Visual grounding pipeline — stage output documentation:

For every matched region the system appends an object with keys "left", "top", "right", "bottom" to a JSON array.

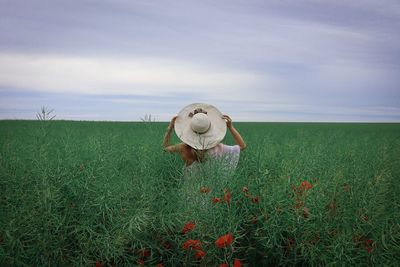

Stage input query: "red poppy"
[
  {"left": 137, "top": 259, "right": 145, "bottom": 266},
  {"left": 215, "top": 233, "right": 234, "bottom": 248},
  {"left": 343, "top": 184, "right": 350, "bottom": 192},
  {"left": 194, "top": 250, "right": 206, "bottom": 259},
  {"left": 138, "top": 248, "right": 150, "bottom": 258},
  {"left": 284, "top": 237, "right": 296, "bottom": 251},
  {"left": 303, "top": 207, "right": 310, "bottom": 218},
  {"left": 224, "top": 189, "right": 231, "bottom": 206},
  {"left": 360, "top": 214, "right": 369, "bottom": 222},
  {"left": 181, "top": 222, "right": 196, "bottom": 234},
  {"left": 200, "top": 186, "right": 211, "bottom": 193},
  {"left": 365, "top": 239, "right": 374, "bottom": 253},
  {"left": 251, "top": 196, "right": 260, "bottom": 204},
  {"left": 95, "top": 261, "right": 103, "bottom": 267},
  {"left": 251, "top": 216, "right": 258, "bottom": 224},
  {"left": 353, "top": 234, "right": 364, "bottom": 245},
  {"left": 292, "top": 185, "right": 306, "bottom": 197},
  {"left": 309, "top": 233, "right": 321, "bottom": 245},
  {"left": 365, "top": 239, "right": 373, "bottom": 246},
  {"left": 163, "top": 241, "right": 172, "bottom": 250},
  {"left": 213, "top": 197, "right": 221, "bottom": 204},
  {"left": 219, "top": 264, "right": 229, "bottom": 267},
  {"left": 233, "top": 258, "right": 242, "bottom": 267},
  {"left": 326, "top": 201, "right": 337, "bottom": 215},
  {"left": 182, "top": 239, "right": 201, "bottom": 250},
  {"left": 294, "top": 200, "right": 304, "bottom": 209},
  {"left": 300, "top": 180, "right": 313, "bottom": 190}
]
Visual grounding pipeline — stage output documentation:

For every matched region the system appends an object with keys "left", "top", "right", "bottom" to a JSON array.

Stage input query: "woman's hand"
[{"left": 222, "top": 115, "right": 233, "bottom": 129}]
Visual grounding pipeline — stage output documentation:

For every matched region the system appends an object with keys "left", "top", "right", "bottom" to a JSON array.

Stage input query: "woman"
[{"left": 163, "top": 103, "right": 246, "bottom": 172}]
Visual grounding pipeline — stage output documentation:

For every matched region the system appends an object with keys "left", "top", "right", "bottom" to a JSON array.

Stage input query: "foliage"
[
  {"left": 140, "top": 114, "right": 156, "bottom": 123},
  {"left": 36, "top": 106, "right": 56, "bottom": 121},
  {"left": 0, "top": 121, "right": 399, "bottom": 266}
]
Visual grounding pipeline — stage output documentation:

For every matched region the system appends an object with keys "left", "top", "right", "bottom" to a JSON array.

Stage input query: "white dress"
[
  {"left": 182, "top": 143, "right": 241, "bottom": 178},
  {"left": 177, "top": 143, "right": 241, "bottom": 223}
]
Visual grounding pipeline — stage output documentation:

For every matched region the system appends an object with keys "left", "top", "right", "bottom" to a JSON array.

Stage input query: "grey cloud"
[{"left": 0, "top": 0, "right": 399, "bottom": 121}]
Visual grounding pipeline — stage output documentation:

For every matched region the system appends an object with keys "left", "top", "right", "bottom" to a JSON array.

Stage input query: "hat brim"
[{"left": 175, "top": 103, "right": 227, "bottom": 150}]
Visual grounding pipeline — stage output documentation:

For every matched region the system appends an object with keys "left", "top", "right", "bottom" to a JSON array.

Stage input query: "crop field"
[{"left": 1, "top": 120, "right": 400, "bottom": 266}]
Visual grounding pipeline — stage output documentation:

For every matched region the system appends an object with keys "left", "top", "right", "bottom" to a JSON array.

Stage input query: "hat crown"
[
  {"left": 175, "top": 103, "right": 227, "bottom": 150},
  {"left": 190, "top": 113, "right": 211, "bottom": 134}
]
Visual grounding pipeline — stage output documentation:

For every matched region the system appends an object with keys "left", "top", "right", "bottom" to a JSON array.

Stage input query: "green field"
[{"left": 1, "top": 120, "right": 400, "bottom": 266}]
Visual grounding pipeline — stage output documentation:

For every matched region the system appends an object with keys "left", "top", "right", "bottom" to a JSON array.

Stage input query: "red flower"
[
  {"left": 224, "top": 189, "right": 231, "bottom": 206},
  {"left": 137, "top": 259, "right": 144, "bottom": 266},
  {"left": 251, "top": 216, "right": 258, "bottom": 224},
  {"left": 182, "top": 239, "right": 201, "bottom": 250},
  {"left": 219, "top": 264, "right": 229, "bottom": 267},
  {"left": 163, "top": 241, "right": 172, "bottom": 250},
  {"left": 303, "top": 207, "right": 310, "bottom": 218},
  {"left": 181, "top": 222, "right": 196, "bottom": 234},
  {"left": 215, "top": 233, "right": 234, "bottom": 248},
  {"left": 294, "top": 200, "right": 304, "bottom": 209},
  {"left": 234, "top": 258, "right": 242, "bottom": 267},
  {"left": 300, "top": 180, "right": 313, "bottom": 190},
  {"left": 200, "top": 186, "right": 211, "bottom": 193},
  {"left": 138, "top": 248, "right": 150, "bottom": 258},
  {"left": 292, "top": 185, "right": 305, "bottom": 197},
  {"left": 365, "top": 239, "right": 374, "bottom": 253},
  {"left": 343, "top": 184, "right": 350, "bottom": 192},
  {"left": 95, "top": 261, "right": 103, "bottom": 267},
  {"left": 194, "top": 250, "right": 206, "bottom": 259},
  {"left": 365, "top": 239, "right": 373, "bottom": 246},
  {"left": 251, "top": 196, "right": 260, "bottom": 204},
  {"left": 213, "top": 197, "right": 221, "bottom": 204},
  {"left": 360, "top": 214, "right": 369, "bottom": 222},
  {"left": 155, "top": 264, "right": 164, "bottom": 267},
  {"left": 284, "top": 237, "right": 296, "bottom": 251},
  {"left": 326, "top": 201, "right": 337, "bottom": 215}
]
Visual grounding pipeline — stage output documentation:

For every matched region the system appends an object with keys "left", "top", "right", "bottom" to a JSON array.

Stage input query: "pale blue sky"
[{"left": 0, "top": 0, "right": 399, "bottom": 121}]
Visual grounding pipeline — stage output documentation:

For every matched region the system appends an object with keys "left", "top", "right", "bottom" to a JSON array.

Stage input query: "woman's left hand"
[{"left": 222, "top": 115, "right": 233, "bottom": 128}]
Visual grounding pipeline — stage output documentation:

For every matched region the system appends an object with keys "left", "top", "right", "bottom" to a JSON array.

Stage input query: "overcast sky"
[{"left": 0, "top": 0, "right": 399, "bottom": 122}]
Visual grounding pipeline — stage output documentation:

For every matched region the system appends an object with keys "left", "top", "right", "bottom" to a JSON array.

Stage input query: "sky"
[{"left": 0, "top": 0, "right": 399, "bottom": 122}]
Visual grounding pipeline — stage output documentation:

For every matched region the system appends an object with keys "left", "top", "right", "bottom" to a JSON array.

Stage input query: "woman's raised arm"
[
  {"left": 222, "top": 115, "right": 246, "bottom": 150},
  {"left": 163, "top": 116, "right": 182, "bottom": 153}
]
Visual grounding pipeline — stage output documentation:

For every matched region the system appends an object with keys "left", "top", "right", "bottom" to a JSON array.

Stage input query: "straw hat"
[{"left": 175, "top": 103, "right": 227, "bottom": 150}]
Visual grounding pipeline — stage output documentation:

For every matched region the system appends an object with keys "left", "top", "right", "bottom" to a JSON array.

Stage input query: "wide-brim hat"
[{"left": 175, "top": 103, "right": 227, "bottom": 150}]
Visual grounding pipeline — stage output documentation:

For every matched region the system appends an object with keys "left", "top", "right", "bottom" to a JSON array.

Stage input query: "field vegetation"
[{"left": 1, "top": 120, "right": 400, "bottom": 266}]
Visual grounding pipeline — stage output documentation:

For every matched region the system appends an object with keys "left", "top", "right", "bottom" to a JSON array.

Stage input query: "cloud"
[
  {"left": 0, "top": 1, "right": 399, "bottom": 121},
  {"left": 0, "top": 52, "right": 280, "bottom": 101},
  {"left": 2, "top": 88, "right": 398, "bottom": 122}
]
